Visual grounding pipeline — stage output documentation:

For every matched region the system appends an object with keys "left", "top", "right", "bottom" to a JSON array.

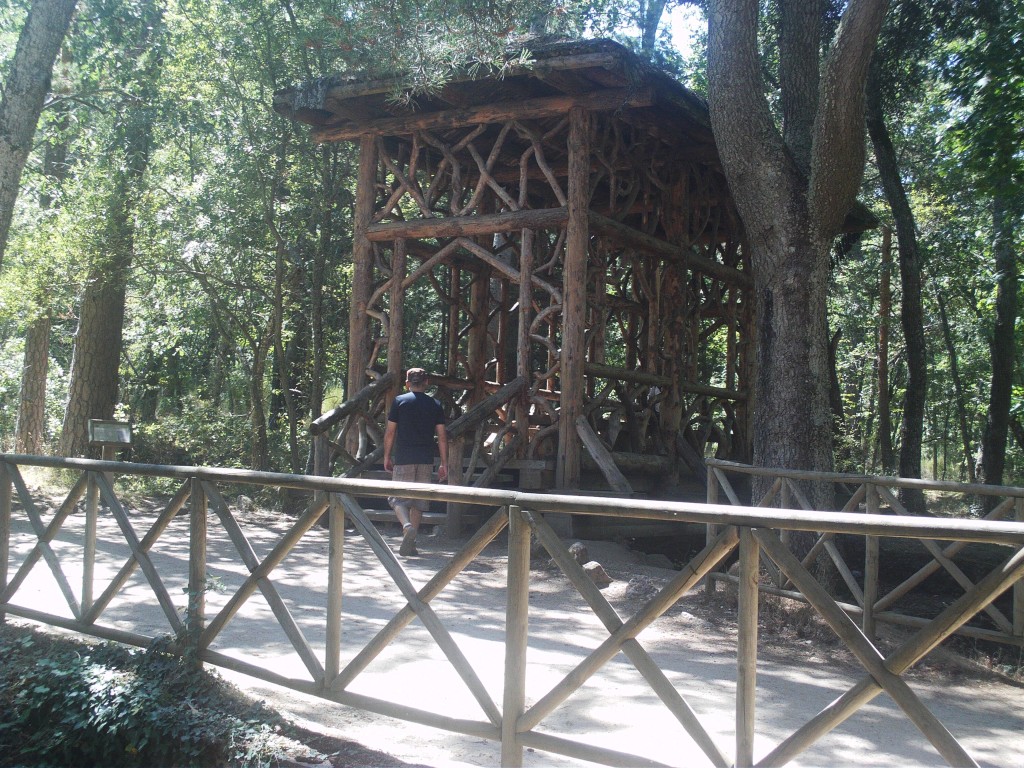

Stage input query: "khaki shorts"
[{"left": 388, "top": 463, "right": 433, "bottom": 511}]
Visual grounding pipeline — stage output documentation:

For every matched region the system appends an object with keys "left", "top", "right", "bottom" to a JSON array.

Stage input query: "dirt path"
[{"left": 6, "top": 495, "right": 1023, "bottom": 767}]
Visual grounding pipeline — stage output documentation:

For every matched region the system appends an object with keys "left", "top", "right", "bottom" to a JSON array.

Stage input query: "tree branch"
[{"left": 809, "top": 0, "right": 888, "bottom": 240}]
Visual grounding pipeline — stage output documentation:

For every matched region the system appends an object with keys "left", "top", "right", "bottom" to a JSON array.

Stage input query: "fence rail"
[
  {"left": 3, "top": 453, "right": 1024, "bottom": 767},
  {"left": 706, "top": 459, "right": 1024, "bottom": 646}
]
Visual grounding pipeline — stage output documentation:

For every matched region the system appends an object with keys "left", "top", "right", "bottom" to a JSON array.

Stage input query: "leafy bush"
[
  {"left": 0, "top": 625, "right": 303, "bottom": 768},
  {"left": 130, "top": 397, "right": 253, "bottom": 469}
]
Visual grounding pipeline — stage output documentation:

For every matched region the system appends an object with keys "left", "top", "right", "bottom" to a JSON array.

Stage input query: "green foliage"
[
  {"left": 0, "top": 625, "right": 294, "bottom": 768},
  {"left": 131, "top": 396, "right": 254, "bottom": 468}
]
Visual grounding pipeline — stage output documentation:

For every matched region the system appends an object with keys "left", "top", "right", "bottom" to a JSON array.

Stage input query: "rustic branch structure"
[{"left": 275, "top": 40, "right": 756, "bottom": 503}]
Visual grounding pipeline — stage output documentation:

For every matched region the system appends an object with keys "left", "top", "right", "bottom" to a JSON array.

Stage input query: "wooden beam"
[
  {"left": 583, "top": 361, "right": 746, "bottom": 400},
  {"left": 576, "top": 417, "right": 633, "bottom": 494},
  {"left": 346, "top": 135, "right": 378, "bottom": 454},
  {"left": 557, "top": 107, "right": 590, "bottom": 490},
  {"left": 588, "top": 211, "right": 752, "bottom": 288},
  {"left": 386, "top": 239, "right": 407, "bottom": 414},
  {"left": 313, "top": 88, "right": 654, "bottom": 142},
  {"left": 310, "top": 373, "right": 395, "bottom": 436},
  {"left": 366, "top": 207, "right": 568, "bottom": 242},
  {"left": 447, "top": 376, "right": 528, "bottom": 440}
]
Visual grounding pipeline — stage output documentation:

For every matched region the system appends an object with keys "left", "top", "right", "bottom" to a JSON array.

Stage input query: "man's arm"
[
  {"left": 435, "top": 423, "right": 449, "bottom": 482},
  {"left": 383, "top": 420, "right": 397, "bottom": 472}
]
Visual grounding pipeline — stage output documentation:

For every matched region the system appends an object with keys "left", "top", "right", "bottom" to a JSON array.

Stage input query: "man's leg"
[
  {"left": 389, "top": 464, "right": 419, "bottom": 556},
  {"left": 400, "top": 464, "right": 434, "bottom": 555}
]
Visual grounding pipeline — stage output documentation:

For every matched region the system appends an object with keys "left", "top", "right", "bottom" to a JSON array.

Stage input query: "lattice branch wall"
[{"left": 345, "top": 107, "right": 752, "bottom": 492}]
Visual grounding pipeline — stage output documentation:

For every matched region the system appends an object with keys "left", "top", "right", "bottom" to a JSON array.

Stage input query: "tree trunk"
[
  {"left": 979, "top": 193, "right": 1020, "bottom": 490},
  {"left": 0, "top": 0, "right": 78, "bottom": 269},
  {"left": 934, "top": 286, "right": 975, "bottom": 482},
  {"left": 866, "top": 65, "right": 926, "bottom": 512},
  {"left": 15, "top": 86, "right": 69, "bottom": 454},
  {"left": 59, "top": 263, "right": 129, "bottom": 456},
  {"left": 58, "top": 1, "right": 163, "bottom": 457},
  {"left": 707, "top": 0, "right": 887, "bottom": 515},
  {"left": 876, "top": 226, "right": 894, "bottom": 472},
  {"left": 15, "top": 316, "right": 51, "bottom": 453},
  {"left": 249, "top": 336, "right": 271, "bottom": 472},
  {"left": 640, "top": 0, "right": 670, "bottom": 53}
]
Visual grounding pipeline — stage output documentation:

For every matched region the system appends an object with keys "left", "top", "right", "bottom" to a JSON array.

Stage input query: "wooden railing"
[
  {"left": 3, "top": 453, "right": 1024, "bottom": 767},
  {"left": 706, "top": 458, "right": 1024, "bottom": 647}
]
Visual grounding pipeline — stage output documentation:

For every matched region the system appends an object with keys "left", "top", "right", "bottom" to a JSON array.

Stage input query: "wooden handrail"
[
  {"left": 310, "top": 373, "right": 395, "bottom": 436},
  {"left": 4, "top": 454, "right": 1024, "bottom": 546},
  {"left": 706, "top": 458, "right": 1024, "bottom": 499}
]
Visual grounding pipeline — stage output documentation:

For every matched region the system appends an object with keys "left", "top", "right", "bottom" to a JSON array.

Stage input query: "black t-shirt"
[{"left": 388, "top": 391, "right": 445, "bottom": 465}]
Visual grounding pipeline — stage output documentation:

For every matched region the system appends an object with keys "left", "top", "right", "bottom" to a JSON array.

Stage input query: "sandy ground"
[{"left": 4, "top": 492, "right": 1024, "bottom": 768}]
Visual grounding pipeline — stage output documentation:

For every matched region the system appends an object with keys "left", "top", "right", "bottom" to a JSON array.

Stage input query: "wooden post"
[
  {"left": 705, "top": 467, "right": 720, "bottom": 594},
  {"left": 556, "top": 106, "right": 590, "bottom": 490},
  {"left": 346, "top": 134, "right": 378, "bottom": 457},
  {"left": 187, "top": 477, "right": 207, "bottom": 668},
  {"left": 516, "top": 228, "right": 534, "bottom": 456},
  {"left": 496, "top": 278, "right": 510, "bottom": 385},
  {"left": 446, "top": 436, "right": 466, "bottom": 539},
  {"left": 468, "top": 264, "right": 490, "bottom": 406},
  {"left": 82, "top": 445, "right": 115, "bottom": 615},
  {"left": 0, "top": 462, "right": 10, "bottom": 624},
  {"left": 502, "top": 505, "right": 530, "bottom": 767},
  {"left": 864, "top": 484, "right": 881, "bottom": 639},
  {"left": 447, "top": 266, "right": 461, "bottom": 378},
  {"left": 1016, "top": 498, "right": 1024, "bottom": 640},
  {"left": 83, "top": 471, "right": 98, "bottom": 615},
  {"left": 737, "top": 527, "right": 759, "bottom": 767},
  {"left": 777, "top": 480, "right": 791, "bottom": 588},
  {"left": 325, "top": 494, "right": 345, "bottom": 684},
  {"left": 386, "top": 238, "right": 407, "bottom": 414}
]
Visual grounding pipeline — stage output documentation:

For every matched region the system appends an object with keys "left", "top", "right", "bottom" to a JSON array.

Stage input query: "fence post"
[
  {"left": 0, "top": 461, "right": 10, "bottom": 625},
  {"left": 502, "top": 505, "right": 529, "bottom": 768},
  {"left": 705, "top": 467, "right": 720, "bottom": 594},
  {"left": 83, "top": 471, "right": 99, "bottom": 616},
  {"left": 325, "top": 493, "right": 345, "bottom": 685},
  {"left": 187, "top": 477, "right": 207, "bottom": 668},
  {"left": 863, "top": 484, "right": 880, "bottom": 639},
  {"left": 1016, "top": 499, "right": 1024, "bottom": 641},
  {"left": 737, "top": 526, "right": 759, "bottom": 768},
  {"left": 777, "top": 479, "right": 791, "bottom": 588}
]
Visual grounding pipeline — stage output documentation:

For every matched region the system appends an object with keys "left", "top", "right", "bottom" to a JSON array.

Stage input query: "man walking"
[{"left": 383, "top": 368, "right": 449, "bottom": 556}]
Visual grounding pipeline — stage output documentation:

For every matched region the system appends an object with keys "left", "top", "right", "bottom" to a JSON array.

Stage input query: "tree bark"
[
  {"left": 707, "top": 0, "right": 887, "bottom": 512},
  {"left": 15, "top": 316, "right": 51, "bottom": 453},
  {"left": 58, "top": 1, "right": 163, "bottom": 457},
  {"left": 979, "top": 193, "right": 1020, "bottom": 490},
  {"left": 866, "top": 66, "right": 926, "bottom": 511},
  {"left": 15, "top": 86, "right": 69, "bottom": 454},
  {"left": 59, "top": 254, "right": 131, "bottom": 456},
  {"left": 934, "top": 286, "right": 975, "bottom": 482},
  {"left": 877, "top": 227, "right": 894, "bottom": 472},
  {"left": 0, "top": 0, "right": 78, "bottom": 269},
  {"left": 640, "top": 0, "right": 670, "bottom": 53}
]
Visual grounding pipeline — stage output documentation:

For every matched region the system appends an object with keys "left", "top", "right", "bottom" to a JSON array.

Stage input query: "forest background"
[{"left": 0, "top": 0, "right": 1022, "bottom": 498}]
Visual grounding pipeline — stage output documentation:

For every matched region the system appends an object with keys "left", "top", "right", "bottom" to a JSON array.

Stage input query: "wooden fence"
[
  {"left": 3, "top": 453, "right": 1024, "bottom": 767},
  {"left": 706, "top": 459, "right": 1024, "bottom": 647}
]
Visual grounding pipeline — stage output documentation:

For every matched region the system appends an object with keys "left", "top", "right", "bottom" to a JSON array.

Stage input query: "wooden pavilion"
[{"left": 274, "top": 39, "right": 753, "bottom": 527}]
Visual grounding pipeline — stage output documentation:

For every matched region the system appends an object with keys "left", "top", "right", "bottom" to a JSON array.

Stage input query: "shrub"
[{"left": 0, "top": 626, "right": 295, "bottom": 768}]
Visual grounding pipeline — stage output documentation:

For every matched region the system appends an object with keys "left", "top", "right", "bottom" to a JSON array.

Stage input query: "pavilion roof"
[{"left": 273, "top": 38, "right": 715, "bottom": 151}]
